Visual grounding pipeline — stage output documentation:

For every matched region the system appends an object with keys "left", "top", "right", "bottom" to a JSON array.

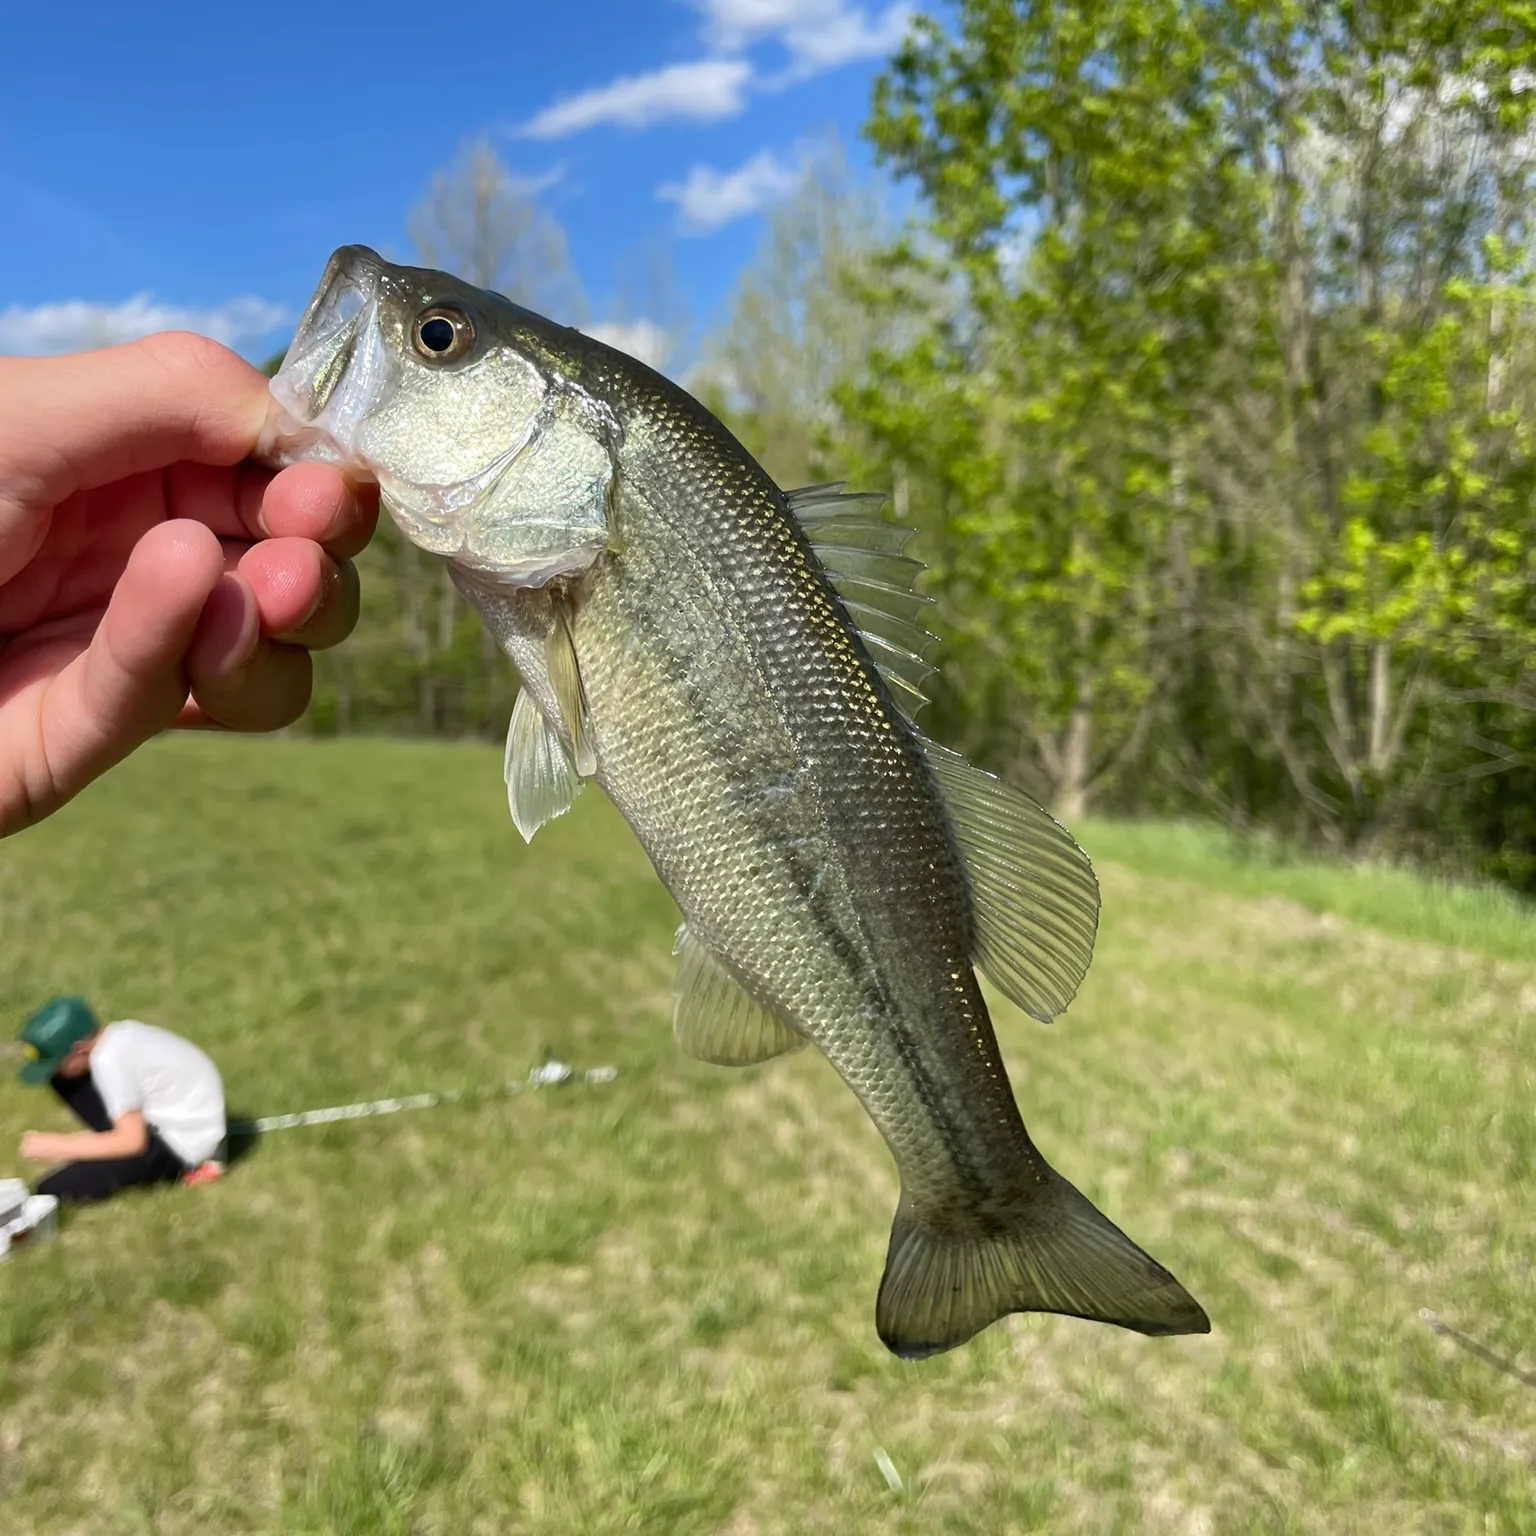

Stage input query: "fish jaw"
[
  {"left": 261, "top": 245, "right": 392, "bottom": 478},
  {"left": 258, "top": 243, "right": 615, "bottom": 587}
]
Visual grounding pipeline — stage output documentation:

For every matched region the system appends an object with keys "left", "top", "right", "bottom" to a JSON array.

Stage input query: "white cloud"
[
  {"left": 698, "top": 0, "right": 912, "bottom": 72},
  {"left": 581, "top": 319, "right": 674, "bottom": 371},
  {"left": 506, "top": 161, "right": 569, "bottom": 197},
  {"left": 781, "top": 3, "right": 912, "bottom": 70},
  {"left": 516, "top": 3, "right": 911, "bottom": 143},
  {"left": 0, "top": 294, "right": 288, "bottom": 357},
  {"left": 699, "top": 0, "right": 830, "bottom": 45},
  {"left": 516, "top": 60, "right": 752, "bottom": 139},
  {"left": 659, "top": 149, "right": 803, "bottom": 233}
]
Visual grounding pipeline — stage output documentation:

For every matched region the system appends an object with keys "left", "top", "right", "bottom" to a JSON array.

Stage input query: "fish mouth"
[{"left": 258, "top": 245, "right": 392, "bottom": 475}]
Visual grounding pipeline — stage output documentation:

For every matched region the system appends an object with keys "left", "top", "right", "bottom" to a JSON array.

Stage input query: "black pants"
[{"left": 35, "top": 1072, "right": 187, "bottom": 1205}]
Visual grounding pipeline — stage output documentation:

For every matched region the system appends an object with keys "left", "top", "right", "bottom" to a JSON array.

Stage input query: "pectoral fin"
[
  {"left": 672, "top": 925, "right": 806, "bottom": 1066},
  {"left": 920, "top": 737, "right": 1100, "bottom": 1023},
  {"left": 504, "top": 687, "right": 582, "bottom": 844},
  {"left": 545, "top": 600, "right": 596, "bottom": 777}
]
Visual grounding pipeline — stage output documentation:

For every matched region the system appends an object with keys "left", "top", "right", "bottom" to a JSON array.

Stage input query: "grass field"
[{"left": 1, "top": 734, "right": 1534, "bottom": 1534}]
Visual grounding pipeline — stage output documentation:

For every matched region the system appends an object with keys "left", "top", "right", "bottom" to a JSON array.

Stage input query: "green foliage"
[
  {"left": 815, "top": 0, "right": 1536, "bottom": 872},
  {"left": 1297, "top": 281, "right": 1536, "bottom": 667},
  {"left": 307, "top": 517, "right": 518, "bottom": 741},
  {"left": 841, "top": 0, "right": 1271, "bottom": 812}
]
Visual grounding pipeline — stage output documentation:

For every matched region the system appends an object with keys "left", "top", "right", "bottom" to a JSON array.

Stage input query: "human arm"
[
  {"left": 0, "top": 332, "right": 378, "bottom": 837},
  {"left": 20, "top": 1111, "right": 149, "bottom": 1163}
]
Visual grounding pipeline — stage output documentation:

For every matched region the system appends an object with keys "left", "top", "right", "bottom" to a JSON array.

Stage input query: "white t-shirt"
[{"left": 90, "top": 1021, "right": 226, "bottom": 1166}]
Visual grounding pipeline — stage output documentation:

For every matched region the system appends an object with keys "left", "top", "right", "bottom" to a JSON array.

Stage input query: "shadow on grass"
[{"left": 223, "top": 1109, "right": 263, "bottom": 1169}]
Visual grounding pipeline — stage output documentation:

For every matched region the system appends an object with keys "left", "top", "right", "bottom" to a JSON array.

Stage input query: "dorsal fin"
[
  {"left": 785, "top": 484, "right": 939, "bottom": 721},
  {"left": 786, "top": 483, "right": 915, "bottom": 553},
  {"left": 919, "top": 737, "right": 1100, "bottom": 1023}
]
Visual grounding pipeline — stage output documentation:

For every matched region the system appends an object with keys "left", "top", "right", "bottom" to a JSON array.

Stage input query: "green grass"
[
  {"left": 1, "top": 735, "right": 1534, "bottom": 1534},
  {"left": 1077, "top": 817, "right": 1536, "bottom": 965}
]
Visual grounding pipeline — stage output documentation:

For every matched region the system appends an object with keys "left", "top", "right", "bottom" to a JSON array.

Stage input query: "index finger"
[
  {"left": 0, "top": 332, "right": 271, "bottom": 514},
  {"left": 162, "top": 459, "right": 379, "bottom": 558}
]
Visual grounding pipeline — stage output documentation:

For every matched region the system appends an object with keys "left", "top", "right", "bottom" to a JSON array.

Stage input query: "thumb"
[{"left": 14, "top": 521, "right": 223, "bottom": 830}]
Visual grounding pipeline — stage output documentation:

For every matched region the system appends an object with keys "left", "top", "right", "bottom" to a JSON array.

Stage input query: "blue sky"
[{"left": 0, "top": 1, "right": 912, "bottom": 369}]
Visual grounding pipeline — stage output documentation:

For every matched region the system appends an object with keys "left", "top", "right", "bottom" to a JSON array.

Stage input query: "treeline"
[{"left": 290, "top": 2, "right": 1536, "bottom": 896}]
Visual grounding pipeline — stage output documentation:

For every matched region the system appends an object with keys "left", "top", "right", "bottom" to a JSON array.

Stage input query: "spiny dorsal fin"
[
  {"left": 546, "top": 599, "right": 596, "bottom": 777},
  {"left": 919, "top": 737, "right": 1100, "bottom": 1023},
  {"left": 785, "top": 484, "right": 939, "bottom": 721},
  {"left": 672, "top": 924, "right": 807, "bottom": 1066},
  {"left": 504, "top": 687, "right": 582, "bottom": 844},
  {"left": 786, "top": 483, "right": 915, "bottom": 553}
]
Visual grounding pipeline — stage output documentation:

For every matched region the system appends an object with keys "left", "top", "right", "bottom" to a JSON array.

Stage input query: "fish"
[{"left": 259, "top": 245, "right": 1210, "bottom": 1357}]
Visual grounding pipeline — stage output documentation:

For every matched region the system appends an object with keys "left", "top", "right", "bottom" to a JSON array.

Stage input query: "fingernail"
[
  {"left": 295, "top": 562, "right": 339, "bottom": 634},
  {"left": 204, "top": 575, "right": 261, "bottom": 676},
  {"left": 284, "top": 562, "right": 340, "bottom": 638},
  {"left": 228, "top": 622, "right": 263, "bottom": 678}
]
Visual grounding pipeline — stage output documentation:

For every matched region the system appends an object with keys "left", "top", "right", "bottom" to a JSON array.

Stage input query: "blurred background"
[{"left": 5, "top": 0, "right": 1533, "bottom": 894}]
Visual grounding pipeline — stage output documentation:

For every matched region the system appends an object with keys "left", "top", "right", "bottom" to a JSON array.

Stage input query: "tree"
[
  {"left": 408, "top": 135, "right": 586, "bottom": 320},
  {"left": 847, "top": 0, "right": 1262, "bottom": 816},
  {"left": 846, "top": 0, "right": 1536, "bottom": 845},
  {"left": 696, "top": 136, "right": 896, "bottom": 490},
  {"left": 1204, "top": 2, "right": 1536, "bottom": 847}
]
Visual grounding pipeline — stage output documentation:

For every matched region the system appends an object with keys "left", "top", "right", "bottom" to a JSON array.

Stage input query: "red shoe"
[{"left": 182, "top": 1161, "right": 225, "bottom": 1188}]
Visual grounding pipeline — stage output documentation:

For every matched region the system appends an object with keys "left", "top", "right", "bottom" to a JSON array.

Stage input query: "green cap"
[{"left": 17, "top": 996, "right": 98, "bottom": 1085}]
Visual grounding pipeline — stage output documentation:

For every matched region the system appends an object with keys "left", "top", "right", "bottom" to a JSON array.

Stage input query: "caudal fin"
[{"left": 875, "top": 1171, "right": 1209, "bottom": 1359}]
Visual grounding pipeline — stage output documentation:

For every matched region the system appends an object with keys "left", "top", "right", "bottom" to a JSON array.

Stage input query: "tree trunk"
[
  {"left": 481, "top": 623, "right": 501, "bottom": 738},
  {"left": 1053, "top": 697, "right": 1094, "bottom": 822},
  {"left": 336, "top": 651, "right": 352, "bottom": 736},
  {"left": 401, "top": 545, "right": 435, "bottom": 735},
  {"left": 1367, "top": 641, "right": 1391, "bottom": 776},
  {"left": 435, "top": 566, "right": 459, "bottom": 736}
]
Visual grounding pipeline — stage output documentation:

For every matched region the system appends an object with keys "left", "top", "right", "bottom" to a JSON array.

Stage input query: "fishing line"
[
  {"left": 1420, "top": 1308, "right": 1536, "bottom": 1390},
  {"left": 228, "top": 1060, "right": 619, "bottom": 1137}
]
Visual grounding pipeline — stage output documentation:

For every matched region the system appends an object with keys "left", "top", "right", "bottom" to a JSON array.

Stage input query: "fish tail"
[{"left": 875, "top": 1171, "right": 1209, "bottom": 1359}]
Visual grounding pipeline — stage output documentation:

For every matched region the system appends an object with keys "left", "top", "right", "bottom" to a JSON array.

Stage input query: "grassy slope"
[
  {"left": 1075, "top": 818, "right": 1536, "bottom": 966},
  {"left": 0, "top": 736, "right": 1532, "bottom": 1535}
]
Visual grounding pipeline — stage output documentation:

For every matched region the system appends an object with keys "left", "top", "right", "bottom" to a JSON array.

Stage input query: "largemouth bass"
[{"left": 261, "top": 246, "right": 1209, "bottom": 1357}]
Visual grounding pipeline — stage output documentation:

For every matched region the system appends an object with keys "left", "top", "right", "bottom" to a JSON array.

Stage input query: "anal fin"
[
  {"left": 876, "top": 1170, "right": 1209, "bottom": 1359},
  {"left": 672, "top": 925, "right": 806, "bottom": 1066},
  {"left": 504, "top": 687, "right": 582, "bottom": 843}
]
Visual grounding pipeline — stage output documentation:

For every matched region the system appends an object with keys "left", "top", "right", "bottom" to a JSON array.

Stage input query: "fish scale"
[{"left": 260, "top": 244, "right": 1210, "bottom": 1358}]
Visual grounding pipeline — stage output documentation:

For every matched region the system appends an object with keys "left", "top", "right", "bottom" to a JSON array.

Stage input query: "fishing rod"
[{"left": 229, "top": 1059, "right": 619, "bottom": 1136}]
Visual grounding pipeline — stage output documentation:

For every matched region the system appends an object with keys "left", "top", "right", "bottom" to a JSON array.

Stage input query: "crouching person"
[{"left": 15, "top": 997, "right": 227, "bottom": 1204}]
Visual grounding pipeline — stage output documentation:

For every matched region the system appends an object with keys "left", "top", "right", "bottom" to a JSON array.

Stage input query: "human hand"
[
  {"left": 19, "top": 1131, "right": 62, "bottom": 1163},
  {"left": 0, "top": 333, "right": 378, "bottom": 837}
]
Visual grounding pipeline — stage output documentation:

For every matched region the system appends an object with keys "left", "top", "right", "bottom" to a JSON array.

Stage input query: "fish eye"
[{"left": 412, "top": 306, "right": 474, "bottom": 361}]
